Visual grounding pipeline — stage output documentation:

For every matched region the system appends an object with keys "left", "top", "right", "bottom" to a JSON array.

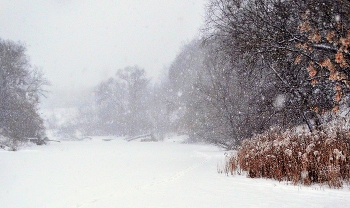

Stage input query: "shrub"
[
  {"left": 225, "top": 126, "right": 350, "bottom": 188},
  {"left": 220, "top": 152, "right": 239, "bottom": 176},
  {"left": 0, "top": 135, "right": 21, "bottom": 151}
]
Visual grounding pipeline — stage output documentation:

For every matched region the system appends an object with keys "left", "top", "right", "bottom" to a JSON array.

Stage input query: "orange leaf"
[
  {"left": 335, "top": 84, "right": 342, "bottom": 91},
  {"left": 296, "top": 43, "right": 308, "bottom": 51},
  {"left": 320, "top": 58, "right": 331, "bottom": 67},
  {"left": 335, "top": 91, "right": 342, "bottom": 102},
  {"left": 295, "top": 55, "right": 302, "bottom": 64},
  {"left": 340, "top": 37, "right": 350, "bottom": 47},
  {"left": 311, "top": 106, "right": 319, "bottom": 113},
  {"left": 309, "top": 69, "right": 317, "bottom": 78},
  {"left": 309, "top": 31, "right": 321, "bottom": 43},
  {"left": 307, "top": 62, "right": 314, "bottom": 71},
  {"left": 329, "top": 72, "right": 337, "bottom": 80},
  {"left": 307, "top": 62, "right": 317, "bottom": 78},
  {"left": 338, "top": 72, "right": 347, "bottom": 81},
  {"left": 311, "top": 79, "right": 318, "bottom": 85},
  {"left": 340, "top": 62, "right": 349, "bottom": 68},
  {"left": 335, "top": 50, "right": 343, "bottom": 63},
  {"left": 333, "top": 105, "right": 340, "bottom": 114},
  {"left": 326, "top": 31, "right": 335, "bottom": 43},
  {"left": 299, "top": 21, "right": 311, "bottom": 33},
  {"left": 335, "top": 50, "right": 348, "bottom": 67},
  {"left": 320, "top": 58, "right": 335, "bottom": 72}
]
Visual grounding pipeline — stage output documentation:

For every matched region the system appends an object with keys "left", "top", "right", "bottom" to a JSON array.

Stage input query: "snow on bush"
[
  {"left": 0, "top": 135, "right": 21, "bottom": 151},
  {"left": 224, "top": 126, "right": 350, "bottom": 188},
  {"left": 218, "top": 152, "right": 239, "bottom": 176}
]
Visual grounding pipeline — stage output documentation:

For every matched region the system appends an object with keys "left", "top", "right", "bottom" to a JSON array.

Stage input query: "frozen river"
[{"left": 1, "top": 136, "right": 349, "bottom": 207}]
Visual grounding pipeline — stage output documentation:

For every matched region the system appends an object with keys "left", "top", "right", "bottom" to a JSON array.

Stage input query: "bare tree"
[
  {"left": 116, "top": 66, "right": 151, "bottom": 136},
  {"left": 167, "top": 39, "right": 267, "bottom": 147},
  {"left": 75, "top": 66, "right": 152, "bottom": 137},
  {"left": 204, "top": 0, "right": 350, "bottom": 131},
  {"left": 0, "top": 39, "right": 48, "bottom": 143}
]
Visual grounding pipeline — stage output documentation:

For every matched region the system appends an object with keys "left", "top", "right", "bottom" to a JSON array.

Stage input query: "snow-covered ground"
[{"left": 1, "top": 136, "right": 349, "bottom": 208}]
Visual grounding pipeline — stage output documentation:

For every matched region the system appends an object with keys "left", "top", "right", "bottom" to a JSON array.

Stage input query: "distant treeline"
[{"left": 56, "top": 0, "right": 350, "bottom": 148}]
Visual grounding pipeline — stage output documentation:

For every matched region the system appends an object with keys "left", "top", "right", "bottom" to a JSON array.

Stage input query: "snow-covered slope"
[{"left": 1, "top": 137, "right": 349, "bottom": 208}]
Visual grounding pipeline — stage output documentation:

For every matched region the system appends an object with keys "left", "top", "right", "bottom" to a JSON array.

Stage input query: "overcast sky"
[{"left": 0, "top": 0, "right": 206, "bottom": 94}]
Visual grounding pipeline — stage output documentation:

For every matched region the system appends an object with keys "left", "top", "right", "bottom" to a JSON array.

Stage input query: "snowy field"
[{"left": 1, "top": 136, "right": 350, "bottom": 208}]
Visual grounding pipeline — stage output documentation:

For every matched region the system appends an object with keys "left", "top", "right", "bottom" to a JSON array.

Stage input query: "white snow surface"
[{"left": 1, "top": 136, "right": 349, "bottom": 208}]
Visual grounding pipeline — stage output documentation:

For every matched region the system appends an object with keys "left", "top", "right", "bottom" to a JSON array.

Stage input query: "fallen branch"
[{"left": 126, "top": 133, "right": 152, "bottom": 142}]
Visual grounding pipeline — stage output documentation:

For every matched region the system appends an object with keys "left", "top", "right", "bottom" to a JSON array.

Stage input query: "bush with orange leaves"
[{"left": 225, "top": 126, "right": 350, "bottom": 188}]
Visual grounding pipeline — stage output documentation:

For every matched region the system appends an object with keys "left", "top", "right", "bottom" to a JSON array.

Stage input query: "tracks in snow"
[{"left": 76, "top": 150, "right": 213, "bottom": 208}]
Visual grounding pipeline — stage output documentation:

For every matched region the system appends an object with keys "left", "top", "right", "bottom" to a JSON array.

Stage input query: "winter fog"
[
  {"left": 0, "top": 0, "right": 205, "bottom": 107},
  {"left": 1, "top": 0, "right": 350, "bottom": 207}
]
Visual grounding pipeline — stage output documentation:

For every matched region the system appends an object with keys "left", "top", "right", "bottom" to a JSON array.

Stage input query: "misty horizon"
[{"left": 0, "top": 0, "right": 206, "bottom": 107}]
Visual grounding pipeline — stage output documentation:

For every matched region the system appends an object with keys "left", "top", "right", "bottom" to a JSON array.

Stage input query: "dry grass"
[
  {"left": 218, "top": 152, "right": 239, "bottom": 175},
  {"left": 224, "top": 126, "right": 350, "bottom": 188}
]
